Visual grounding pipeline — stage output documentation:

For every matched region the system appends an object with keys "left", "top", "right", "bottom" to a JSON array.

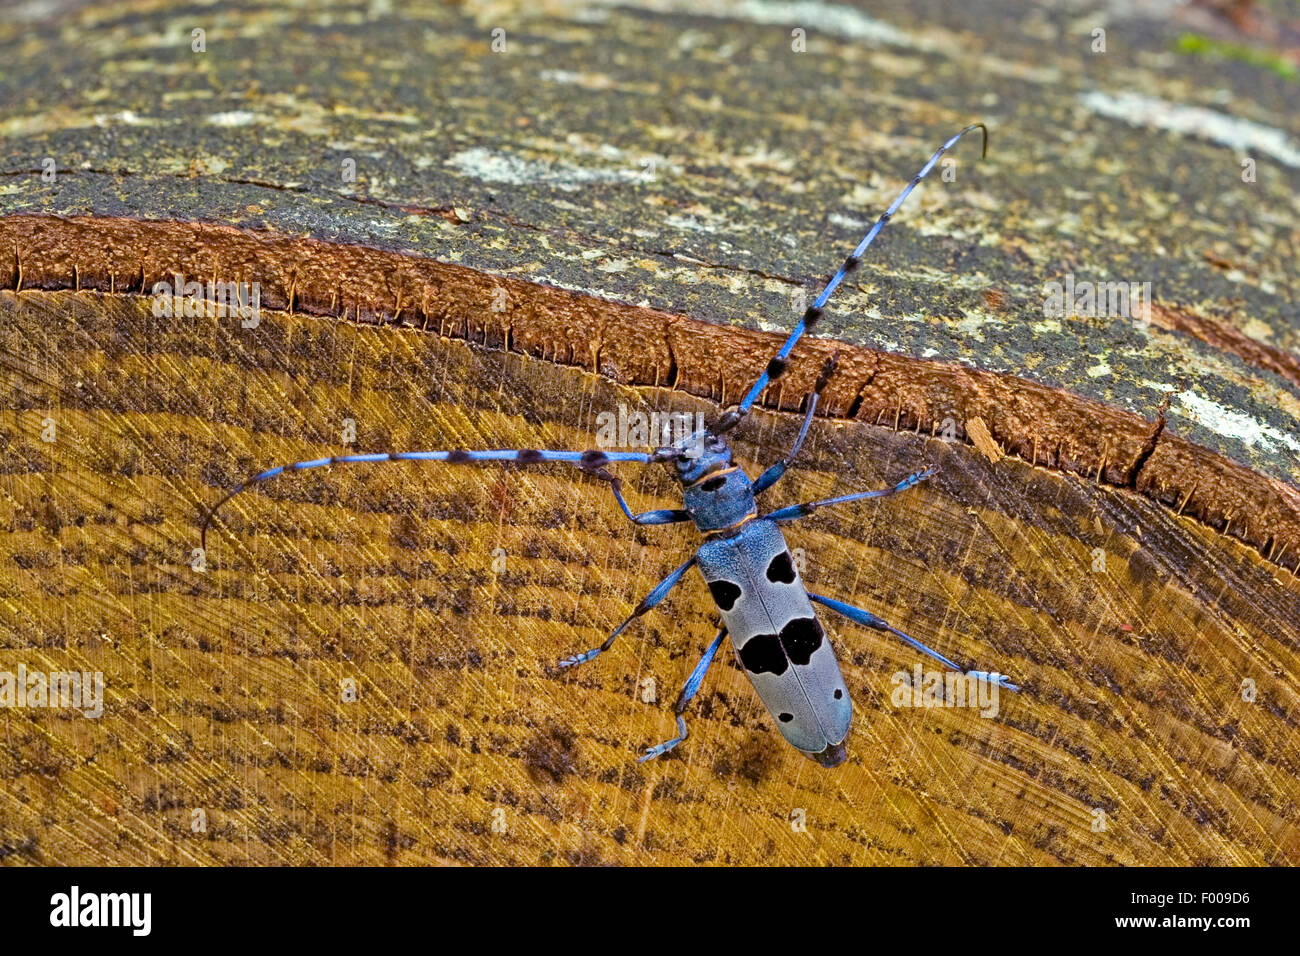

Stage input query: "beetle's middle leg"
[{"left": 558, "top": 555, "right": 697, "bottom": 668}]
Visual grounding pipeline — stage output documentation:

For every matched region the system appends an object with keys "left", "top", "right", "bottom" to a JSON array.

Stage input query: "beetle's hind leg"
[{"left": 640, "top": 625, "right": 728, "bottom": 762}]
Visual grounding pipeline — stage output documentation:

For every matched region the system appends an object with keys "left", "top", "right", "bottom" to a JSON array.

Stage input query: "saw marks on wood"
[{"left": 0, "top": 290, "right": 1296, "bottom": 865}]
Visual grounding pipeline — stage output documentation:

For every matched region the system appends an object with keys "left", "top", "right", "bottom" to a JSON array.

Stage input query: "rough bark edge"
[{"left": 2, "top": 213, "right": 1298, "bottom": 576}]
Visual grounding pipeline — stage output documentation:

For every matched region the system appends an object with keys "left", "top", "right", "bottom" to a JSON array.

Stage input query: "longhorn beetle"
[{"left": 200, "top": 123, "right": 1018, "bottom": 768}]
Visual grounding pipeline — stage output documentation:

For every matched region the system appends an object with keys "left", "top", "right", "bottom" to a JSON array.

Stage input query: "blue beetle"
[{"left": 201, "top": 124, "right": 1018, "bottom": 768}]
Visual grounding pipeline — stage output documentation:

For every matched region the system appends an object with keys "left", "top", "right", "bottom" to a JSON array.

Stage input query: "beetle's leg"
[
  {"left": 752, "top": 354, "right": 838, "bottom": 496},
  {"left": 572, "top": 452, "right": 692, "bottom": 525},
  {"left": 558, "top": 555, "right": 697, "bottom": 668},
  {"left": 604, "top": 475, "right": 691, "bottom": 525},
  {"left": 763, "top": 467, "right": 935, "bottom": 522},
  {"left": 808, "top": 592, "right": 1019, "bottom": 691},
  {"left": 639, "top": 626, "right": 728, "bottom": 762}
]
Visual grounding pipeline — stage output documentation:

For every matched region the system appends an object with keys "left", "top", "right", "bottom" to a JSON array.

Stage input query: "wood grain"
[
  {"left": 1, "top": 289, "right": 1296, "bottom": 865},
  {"left": 2, "top": 0, "right": 1298, "bottom": 869}
]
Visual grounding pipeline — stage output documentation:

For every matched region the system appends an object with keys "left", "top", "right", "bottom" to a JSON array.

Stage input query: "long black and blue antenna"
[
  {"left": 711, "top": 122, "right": 988, "bottom": 435},
  {"left": 199, "top": 448, "right": 658, "bottom": 548}
]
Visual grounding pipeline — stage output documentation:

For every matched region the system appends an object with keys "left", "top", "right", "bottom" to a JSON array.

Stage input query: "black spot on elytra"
[
  {"left": 707, "top": 579, "right": 742, "bottom": 611},
  {"left": 700, "top": 475, "right": 727, "bottom": 492},
  {"left": 780, "top": 617, "right": 824, "bottom": 666},
  {"left": 738, "top": 633, "right": 786, "bottom": 675},
  {"left": 517, "top": 449, "right": 544, "bottom": 463},
  {"left": 766, "top": 551, "right": 796, "bottom": 584},
  {"left": 736, "top": 617, "right": 826, "bottom": 676},
  {"left": 834, "top": 689, "right": 843, "bottom": 699},
  {"left": 778, "top": 712, "right": 793, "bottom": 723}
]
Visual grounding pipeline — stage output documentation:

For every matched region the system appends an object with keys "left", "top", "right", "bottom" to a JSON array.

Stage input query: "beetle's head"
[{"left": 654, "top": 428, "right": 732, "bottom": 486}]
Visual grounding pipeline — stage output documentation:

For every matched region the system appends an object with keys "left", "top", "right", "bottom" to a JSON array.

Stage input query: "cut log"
[{"left": 0, "top": 0, "right": 1296, "bottom": 865}]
